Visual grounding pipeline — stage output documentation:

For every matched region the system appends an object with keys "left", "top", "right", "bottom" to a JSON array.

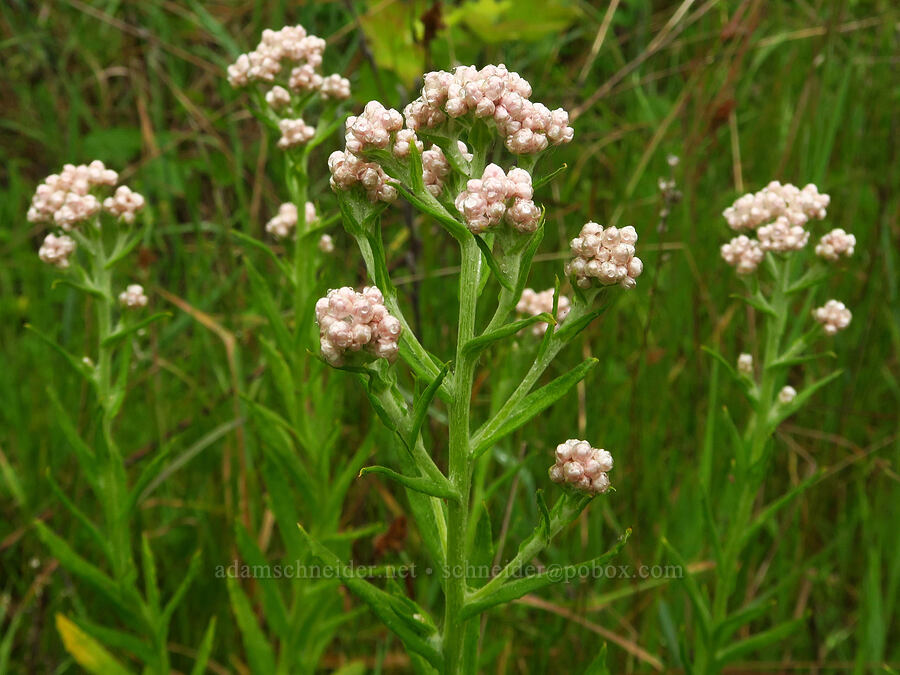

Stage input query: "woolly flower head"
[
  {"left": 422, "top": 141, "right": 473, "bottom": 197},
  {"left": 737, "top": 353, "right": 753, "bottom": 375},
  {"left": 815, "top": 228, "right": 856, "bottom": 261},
  {"left": 516, "top": 288, "right": 570, "bottom": 335},
  {"left": 38, "top": 234, "right": 76, "bottom": 269},
  {"left": 328, "top": 150, "right": 397, "bottom": 203},
  {"left": 723, "top": 182, "right": 829, "bottom": 231},
  {"left": 814, "top": 299, "right": 852, "bottom": 335},
  {"left": 318, "top": 233, "right": 335, "bottom": 254},
  {"left": 277, "top": 118, "right": 315, "bottom": 149},
  {"left": 345, "top": 101, "right": 405, "bottom": 154},
  {"left": 404, "top": 64, "right": 574, "bottom": 154},
  {"left": 721, "top": 234, "right": 764, "bottom": 274},
  {"left": 119, "top": 284, "right": 148, "bottom": 309},
  {"left": 778, "top": 385, "right": 797, "bottom": 404},
  {"left": 549, "top": 439, "right": 613, "bottom": 495},
  {"left": 28, "top": 161, "right": 144, "bottom": 231},
  {"left": 454, "top": 163, "right": 539, "bottom": 234},
  {"left": 565, "top": 222, "right": 643, "bottom": 289},
  {"left": 315, "top": 286, "right": 402, "bottom": 366},
  {"left": 265, "top": 202, "right": 317, "bottom": 240}
]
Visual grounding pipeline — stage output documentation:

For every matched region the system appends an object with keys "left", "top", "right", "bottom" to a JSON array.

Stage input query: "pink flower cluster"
[
  {"left": 265, "top": 202, "right": 317, "bottom": 239},
  {"left": 119, "top": 284, "right": 148, "bottom": 309},
  {"left": 277, "top": 118, "right": 315, "bottom": 149},
  {"left": 454, "top": 164, "right": 539, "bottom": 234},
  {"left": 328, "top": 151, "right": 397, "bottom": 203},
  {"left": 720, "top": 182, "right": 833, "bottom": 273},
  {"left": 549, "top": 439, "right": 613, "bottom": 495},
  {"left": 815, "top": 228, "right": 856, "bottom": 261},
  {"left": 30, "top": 162, "right": 145, "bottom": 269},
  {"left": 403, "top": 64, "right": 574, "bottom": 154},
  {"left": 103, "top": 186, "right": 146, "bottom": 225},
  {"left": 565, "top": 223, "right": 643, "bottom": 289},
  {"left": 315, "top": 286, "right": 402, "bottom": 366},
  {"left": 38, "top": 233, "right": 76, "bottom": 269},
  {"left": 516, "top": 288, "right": 570, "bottom": 335},
  {"left": 723, "top": 182, "right": 830, "bottom": 231},
  {"left": 226, "top": 25, "right": 350, "bottom": 100},
  {"left": 345, "top": 101, "right": 405, "bottom": 154},
  {"left": 422, "top": 142, "right": 473, "bottom": 197},
  {"left": 814, "top": 299, "right": 852, "bottom": 335},
  {"left": 721, "top": 235, "right": 764, "bottom": 275}
]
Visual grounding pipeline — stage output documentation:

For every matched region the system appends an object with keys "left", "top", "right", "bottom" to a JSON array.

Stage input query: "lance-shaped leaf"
[
  {"left": 336, "top": 184, "right": 389, "bottom": 237},
  {"left": 660, "top": 538, "right": 712, "bottom": 640},
  {"left": 463, "top": 313, "right": 554, "bottom": 357},
  {"left": 296, "top": 524, "right": 444, "bottom": 669},
  {"left": 768, "top": 369, "right": 844, "bottom": 429},
  {"left": 472, "top": 358, "right": 598, "bottom": 458},
  {"left": 104, "top": 231, "right": 144, "bottom": 270},
  {"left": 714, "top": 617, "right": 805, "bottom": 667},
  {"left": 233, "top": 523, "right": 290, "bottom": 640},
  {"left": 244, "top": 257, "right": 293, "bottom": 356},
  {"left": 51, "top": 277, "right": 108, "bottom": 300},
  {"left": 359, "top": 465, "right": 458, "bottom": 500},
  {"left": 101, "top": 313, "right": 171, "bottom": 348},
  {"left": 46, "top": 470, "right": 112, "bottom": 565},
  {"left": 25, "top": 324, "right": 93, "bottom": 382},
  {"left": 230, "top": 230, "right": 292, "bottom": 279},
  {"left": 409, "top": 364, "right": 450, "bottom": 448},
  {"left": 731, "top": 291, "right": 777, "bottom": 317},
  {"left": 740, "top": 470, "right": 822, "bottom": 549},
  {"left": 227, "top": 577, "right": 277, "bottom": 675},
  {"left": 533, "top": 163, "right": 568, "bottom": 190},
  {"left": 472, "top": 234, "right": 514, "bottom": 290},
  {"left": 55, "top": 614, "right": 134, "bottom": 675},
  {"left": 714, "top": 598, "right": 778, "bottom": 647},
  {"left": 46, "top": 386, "right": 98, "bottom": 488},
  {"left": 511, "top": 224, "right": 545, "bottom": 300},
  {"left": 461, "top": 530, "right": 629, "bottom": 619},
  {"left": 786, "top": 265, "right": 830, "bottom": 294},
  {"left": 162, "top": 549, "right": 201, "bottom": 625},
  {"left": 189, "top": 617, "right": 218, "bottom": 675}
]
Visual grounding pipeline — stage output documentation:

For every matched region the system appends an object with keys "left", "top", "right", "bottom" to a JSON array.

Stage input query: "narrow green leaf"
[
  {"left": 262, "top": 458, "right": 308, "bottom": 561},
  {"left": 473, "top": 234, "right": 514, "bottom": 290},
  {"left": 101, "top": 313, "right": 171, "bottom": 348},
  {"left": 45, "top": 470, "right": 111, "bottom": 566},
  {"left": 140, "top": 535, "right": 160, "bottom": 616},
  {"left": 660, "top": 538, "right": 711, "bottom": 639},
  {"left": 732, "top": 291, "right": 777, "bottom": 317},
  {"left": 188, "top": 616, "right": 217, "bottom": 675},
  {"left": 104, "top": 232, "right": 144, "bottom": 270},
  {"left": 464, "top": 313, "right": 554, "bottom": 357},
  {"left": 51, "top": 277, "right": 107, "bottom": 300},
  {"left": 25, "top": 325, "right": 91, "bottom": 381},
  {"left": 714, "top": 617, "right": 805, "bottom": 666},
  {"left": 226, "top": 578, "right": 277, "bottom": 675},
  {"left": 258, "top": 335, "right": 297, "bottom": 423},
  {"left": 472, "top": 358, "right": 598, "bottom": 458},
  {"left": 359, "top": 465, "right": 458, "bottom": 501},
  {"left": 409, "top": 363, "right": 451, "bottom": 449},
  {"left": 244, "top": 256, "right": 293, "bottom": 356},
  {"left": 230, "top": 230, "right": 292, "bottom": 280},
  {"left": 533, "top": 163, "right": 568, "bottom": 190},
  {"left": 583, "top": 642, "right": 610, "bottom": 675},
  {"left": 769, "top": 370, "right": 844, "bottom": 428},
  {"left": 65, "top": 617, "right": 155, "bottom": 668},
  {"left": 233, "top": 524, "right": 290, "bottom": 640},
  {"left": 462, "top": 531, "right": 629, "bottom": 619},
  {"left": 161, "top": 550, "right": 201, "bottom": 625}
]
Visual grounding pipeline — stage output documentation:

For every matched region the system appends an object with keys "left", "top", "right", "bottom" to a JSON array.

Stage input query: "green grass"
[{"left": 1, "top": 0, "right": 898, "bottom": 672}]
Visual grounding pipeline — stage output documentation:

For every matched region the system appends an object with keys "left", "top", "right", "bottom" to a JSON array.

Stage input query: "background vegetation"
[{"left": 1, "top": 0, "right": 897, "bottom": 671}]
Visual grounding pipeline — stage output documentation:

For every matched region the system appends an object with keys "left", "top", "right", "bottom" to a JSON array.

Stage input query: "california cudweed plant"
[
  {"left": 285, "top": 63, "right": 641, "bottom": 673},
  {"left": 681, "top": 181, "right": 854, "bottom": 673},
  {"left": 25, "top": 163, "right": 214, "bottom": 673}
]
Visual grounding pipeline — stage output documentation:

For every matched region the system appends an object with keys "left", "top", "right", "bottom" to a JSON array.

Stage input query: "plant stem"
[{"left": 443, "top": 236, "right": 480, "bottom": 674}]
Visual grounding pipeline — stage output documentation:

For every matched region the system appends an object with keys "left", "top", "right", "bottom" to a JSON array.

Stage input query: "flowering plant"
[
  {"left": 292, "top": 63, "right": 645, "bottom": 673},
  {"left": 682, "top": 181, "right": 854, "bottom": 673}
]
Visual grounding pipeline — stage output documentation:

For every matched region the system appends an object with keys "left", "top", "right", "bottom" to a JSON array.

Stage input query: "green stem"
[{"left": 443, "top": 237, "right": 480, "bottom": 674}]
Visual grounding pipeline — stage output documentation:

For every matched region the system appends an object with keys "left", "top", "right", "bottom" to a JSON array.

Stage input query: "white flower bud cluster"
[
  {"left": 516, "top": 288, "right": 571, "bottom": 335},
  {"left": 315, "top": 286, "right": 402, "bottom": 366},
  {"left": 345, "top": 101, "right": 404, "bottom": 154},
  {"left": 28, "top": 161, "right": 124, "bottom": 229},
  {"left": 119, "top": 284, "right": 148, "bottom": 309},
  {"left": 421, "top": 141, "right": 473, "bottom": 197},
  {"left": 103, "top": 186, "right": 146, "bottom": 225},
  {"left": 453, "top": 163, "right": 539, "bottom": 234},
  {"left": 549, "top": 439, "right": 613, "bottom": 495},
  {"left": 403, "top": 64, "right": 574, "bottom": 154},
  {"left": 318, "top": 234, "right": 335, "bottom": 253},
  {"left": 328, "top": 150, "right": 397, "bottom": 203},
  {"left": 723, "top": 182, "right": 830, "bottom": 231},
  {"left": 277, "top": 118, "right": 315, "bottom": 149},
  {"left": 38, "top": 234, "right": 76, "bottom": 269},
  {"left": 778, "top": 385, "right": 797, "bottom": 404},
  {"left": 265, "top": 202, "right": 317, "bottom": 239},
  {"left": 565, "top": 222, "right": 643, "bottom": 289},
  {"left": 321, "top": 73, "right": 351, "bottom": 100},
  {"left": 756, "top": 216, "right": 810, "bottom": 253},
  {"left": 227, "top": 26, "right": 350, "bottom": 151},
  {"left": 814, "top": 299, "right": 852, "bottom": 335},
  {"left": 815, "top": 228, "right": 856, "bottom": 261},
  {"left": 720, "top": 234, "right": 764, "bottom": 274},
  {"left": 737, "top": 353, "right": 753, "bottom": 375}
]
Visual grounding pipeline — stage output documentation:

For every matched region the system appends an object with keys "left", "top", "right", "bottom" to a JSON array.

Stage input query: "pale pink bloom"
[
  {"left": 721, "top": 235, "right": 764, "bottom": 274},
  {"left": 38, "top": 233, "right": 76, "bottom": 268},
  {"left": 814, "top": 299, "right": 852, "bottom": 335},
  {"left": 516, "top": 288, "right": 570, "bottom": 335},
  {"left": 549, "top": 439, "right": 613, "bottom": 495},
  {"left": 119, "top": 284, "right": 148, "bottom": 309},
  {"left": 316, "top": 286, "right": 401, "bottom": 366},
  {"left": 566, "top": 222, "right": 643, "bottom": 289},
  {"left": 815, "top": 228, "right": 856, "bottom": 261},
  {"left": 454, "top": 163, "right": 540, "bottom": 234}
]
